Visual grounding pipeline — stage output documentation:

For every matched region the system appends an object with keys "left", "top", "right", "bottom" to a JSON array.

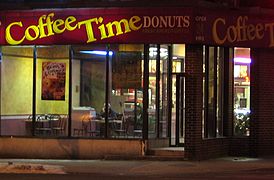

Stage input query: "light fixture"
[
  {"left": 234, "top": 57, "right": 251, "bottom": 64},
  {"left": 79, "top": 50, "right": 113, "bottom": 56},
  {"left": 149, "top": 47, "right": 168, "bottom": 57}
]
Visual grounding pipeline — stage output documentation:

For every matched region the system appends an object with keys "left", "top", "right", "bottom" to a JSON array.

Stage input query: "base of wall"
[
  {"left": 0, "top": 137, "right": 144, "bottom": 159},
  {"left": 229, "top": 137, "right": 250, "bottom": 157},
  {"left": 147, "top": 138, "right": 169, "bottom": 149}
]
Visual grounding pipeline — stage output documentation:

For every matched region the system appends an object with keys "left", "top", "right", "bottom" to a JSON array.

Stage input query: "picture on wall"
[{"left": 41, "top": 62, "right": 66, "bottom": 100}]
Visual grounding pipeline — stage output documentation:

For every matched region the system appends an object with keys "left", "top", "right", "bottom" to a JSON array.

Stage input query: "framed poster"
[{"left": 41, "top": 62, "right": 66, "bottom": 100}]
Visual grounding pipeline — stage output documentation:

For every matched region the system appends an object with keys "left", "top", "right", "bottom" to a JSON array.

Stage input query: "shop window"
[
  {"left": 71, "top": 44, "right": 144, "bottom": 139},
  {"left": 35, "top": 45, "right": 69, "bottom": 137},
  {"left": 234, "top": 47, "right": 250, "bottom": 136},
  {"left": 71, "top": 45, "right": 106, "bottom": 138},
  {"left": 0, "top": 45, "right": 70, "bottom": 137},
  {"left": 148, "top": 44, "right": 169, "bottom": 139},
  {"left": 203, "top": 46, "right": 226, "bottom": 138},
  {"left": 110, "top": 44, "right": 144, "bottom": 138},
  {"left": 0, "top": 46, "right": 34, "bottom": 136}
]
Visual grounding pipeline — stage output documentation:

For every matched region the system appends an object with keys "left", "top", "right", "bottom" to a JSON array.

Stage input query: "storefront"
[{"left": 0, "top": 7, "right": 273, "bottom": 160}]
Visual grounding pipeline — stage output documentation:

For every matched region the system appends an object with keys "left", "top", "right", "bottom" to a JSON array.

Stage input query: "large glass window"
[
  {"left": 109, "top": 44, "right": 144, "bottom": 138},
  {"left": 159, "top": 45, "right": 168, "bottom": 138},
  {"left": 234, "top": 47, "right": 250, "bottom": 136},
  {"left": 0, "top": 43, "right": 186, "bottom": 141},
  {"left": 217, "top": 47, "right": 224, "bottom": 137},
  {"left": 204, "top": 46, "right": 225, "bottom": 138},
  {"left": 71, "top": 44, "right": 144, "bottom": 139},
  {"left": 148, "top": 44, "right": 169, "bottom": 138},
  {"left": 1, "top": 46, "right": 34, "bottom": 136},
  {"left": 35, "top": 45, "right": 69, "bottom": 137},
  {"left": 71, "top": 45, "right": 106, "bottom": 138},
  {"left": 148, "top": 45, "right": 157, "bottom": 138}
]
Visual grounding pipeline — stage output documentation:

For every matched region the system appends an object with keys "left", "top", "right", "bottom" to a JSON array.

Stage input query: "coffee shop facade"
[{"left": 0, "top": 6, "right": 273, "bottom": 160}]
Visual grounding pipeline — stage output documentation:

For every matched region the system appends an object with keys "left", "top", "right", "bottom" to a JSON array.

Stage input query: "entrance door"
[{"left": 171, "top": 73, "right": 185, "bottom": 146}]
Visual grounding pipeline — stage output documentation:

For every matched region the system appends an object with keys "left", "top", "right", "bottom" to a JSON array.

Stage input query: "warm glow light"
[{"left": 234, "top": 57, "right": 251, "bottom": 64}]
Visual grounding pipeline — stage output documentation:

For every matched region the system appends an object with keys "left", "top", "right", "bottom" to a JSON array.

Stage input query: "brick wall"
[
  {"left": 185, "top": 45, "right": 234, "bottom": 160},
  {"left": 250, "top": 48, "right": 274, "bottom": 156},
  {"left": 185, "top": 44, "right": 203, "bottom": 160},
  {"left": 200, "top": 138, "right": 229, "bottom": 160},
  {"left": 229, "top": 137, "right": 250, "bottom": 156}
]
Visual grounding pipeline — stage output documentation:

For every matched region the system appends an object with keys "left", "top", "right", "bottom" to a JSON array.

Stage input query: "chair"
[
  {"left": 111, "top": 118, "right": 126, "bottom": 137},
  {"left": 122, "top": 110, "right": 135, "bottom": 136},
  {"left": 52, "top": 115, "right": 67, "bottom": 135},
  {"left": 133, "top": 113, "right": 143, "bottom": 137},
  {"left": 83, "top": 117, "right": 101, "bottom": 137},
  {"left": 35, "top": 114, "right": 52, "bottom": 135},
  {"left": 73, "top": 115, "right": 100, "bottom": 137}
]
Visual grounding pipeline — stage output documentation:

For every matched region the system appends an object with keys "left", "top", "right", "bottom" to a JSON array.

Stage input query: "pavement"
[{"left": 0, "top": 156, "right": 274, "bottom": 179}]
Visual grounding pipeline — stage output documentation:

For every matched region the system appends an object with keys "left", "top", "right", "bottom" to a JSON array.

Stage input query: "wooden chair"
[
  {"left": 52, "top": 115, "right": 67, "bottom": 135},
  {"left": 82, "top": 117, "right": 100, "bottom": 137},
  {"left": 111, "top": 119, "right": 126, "bottom": 137},
  {"left": 73, "top": 115, "right": 100, "bottom": 137},
  {"left": 73, "top": 115, "right": 88, "bottom": 136}
]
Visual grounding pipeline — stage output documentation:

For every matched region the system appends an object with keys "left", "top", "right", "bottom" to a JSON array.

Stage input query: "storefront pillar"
[
  {"left": 249, "top": 48, "right": 274, "bottom": 156},
  {"left": 184, "top": 44, "right": 203, "bottom": 160}
]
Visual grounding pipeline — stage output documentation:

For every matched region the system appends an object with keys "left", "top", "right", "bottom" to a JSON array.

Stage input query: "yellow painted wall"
[
  {"left": 1, "top": 55, "right": 33, "bottom": 115},
  {"left": 1, "top": 46, "right": 70, "bottom": 115}
]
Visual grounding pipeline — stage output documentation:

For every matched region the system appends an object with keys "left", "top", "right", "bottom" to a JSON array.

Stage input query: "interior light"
[
  {"left": 234, "top": 57, "right": 251, "bottom": 64},
  {"left": 79, "top": 50, "right": 113, "bottom": 56},
  {"left": 149, "top": 47, "right": 168, "bottom": 57}
]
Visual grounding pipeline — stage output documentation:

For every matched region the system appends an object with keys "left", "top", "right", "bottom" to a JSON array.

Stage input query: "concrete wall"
[{"left": 0, "top": 137, "right": 144, "bottom": 159}]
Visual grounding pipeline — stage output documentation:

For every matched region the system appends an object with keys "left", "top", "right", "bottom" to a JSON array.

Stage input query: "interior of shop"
[{"left": 0, "top": 44, "right": 186, "bottom": 141}]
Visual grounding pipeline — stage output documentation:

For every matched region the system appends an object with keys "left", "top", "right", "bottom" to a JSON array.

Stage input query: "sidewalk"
[{"left": 0, "top": 156, "right": 274, "bottom": 179}]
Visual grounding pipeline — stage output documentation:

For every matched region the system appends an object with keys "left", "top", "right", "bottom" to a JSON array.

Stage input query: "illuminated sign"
[
  {"left": 6, "top": 14, "right": 142, "bottom": 45},
  {"left": 0, "top": 8, "right": 274, "bottom": 48},
  {"left": 0, "top": 8, "right": 192, "bottom": 45},
  {"left": 212, "top": 16, "right": 274, "bottom": 47}
]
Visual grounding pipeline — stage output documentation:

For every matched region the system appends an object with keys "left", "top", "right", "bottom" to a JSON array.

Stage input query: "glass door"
[{"left": 171, "top": 73, "right": 185, "bottom": 146}]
